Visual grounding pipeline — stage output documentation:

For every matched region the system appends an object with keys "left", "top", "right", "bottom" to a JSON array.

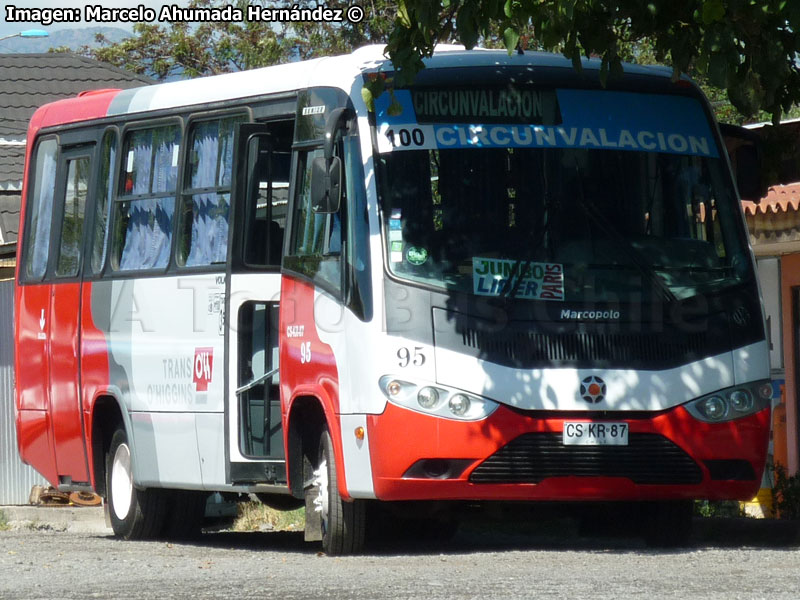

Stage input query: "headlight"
[
  {"left": 379, "top": 376, "right": 497, "bottom": 421},
  {"left": 417, "top": 387, "right": 440, "bottom": 409},
  {"left": 699, "top": 396, "right": 727, "bottom": 421},
  {"left": 685, "top": 381, "right": 771, "bottom": 423},
  {"left": 448, "top": 394, "right": 470, "bottom": 417},
  {"left": 729, "top": 389, "right": 753, "bottom": 413}
]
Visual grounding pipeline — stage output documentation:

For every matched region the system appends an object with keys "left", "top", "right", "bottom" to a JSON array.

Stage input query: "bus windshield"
[{"left": 375, "top": 87, "right": 750, "bottom": 303}]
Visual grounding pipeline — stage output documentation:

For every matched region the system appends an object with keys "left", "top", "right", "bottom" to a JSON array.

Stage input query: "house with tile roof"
[
  {"left": 738, "top": 119, "right": 800, "bottom": 488},
  {"left": 0, "top": 53, "right": 151, "bottom": 272}
]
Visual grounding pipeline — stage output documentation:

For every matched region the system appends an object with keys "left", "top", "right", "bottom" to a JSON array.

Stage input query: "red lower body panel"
[
  {"left": 367, "top": 402, "right": 770, "bottom": 502},
  {"left": 16, "top": 408, "right": 57, "bottom": 486}
]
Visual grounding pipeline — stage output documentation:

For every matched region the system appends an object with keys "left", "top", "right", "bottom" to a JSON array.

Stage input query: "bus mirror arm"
[{"left": 323, "top": 107, "right": 352, "bottom": 161}]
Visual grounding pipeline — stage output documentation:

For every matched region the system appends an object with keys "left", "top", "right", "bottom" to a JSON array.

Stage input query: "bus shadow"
[
  {"left": 364, "top": 516, "right": 800, "bottom": 556},
  {"left": 177, "top": 530, "right": 314, "bottom": 554},
  {"left": 154, "top": 516, "right": 800, "bottom": 556}
]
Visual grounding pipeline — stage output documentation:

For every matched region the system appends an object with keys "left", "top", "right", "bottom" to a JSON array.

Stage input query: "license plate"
[{"left": 562, "top": 422, "right": 629, "bottom": 446}]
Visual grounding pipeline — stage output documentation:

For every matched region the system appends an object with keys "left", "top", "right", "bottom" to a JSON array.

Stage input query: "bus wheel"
[
  {"left": 312, "top": 430, "right": 365, "bottom": 555},
  {"left": 643, "top": 500, "right": 694, "bottom": 548},
  {"left": 106, "top": 428, "right": 167, "bottom": 540}
]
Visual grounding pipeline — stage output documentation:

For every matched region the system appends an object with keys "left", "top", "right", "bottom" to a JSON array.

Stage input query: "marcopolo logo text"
[{"left": 560, "top": 309, "right": 621, "bottom": 321}]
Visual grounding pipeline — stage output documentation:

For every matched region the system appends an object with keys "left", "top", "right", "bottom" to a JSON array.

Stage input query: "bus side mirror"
[
  {"left": 311, "top": 155, "right": 342, "bottom": 214},
  {"left": 311, "top": 106, "right": 352, "bottom": 214}
]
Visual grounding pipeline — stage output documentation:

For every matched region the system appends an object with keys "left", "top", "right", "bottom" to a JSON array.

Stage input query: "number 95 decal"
[
  {"left": 397, "top": 346, "right": 425, "bottom": 368},
  {"left": 300, "top": 341, "right": 312, "bottom": 364}
]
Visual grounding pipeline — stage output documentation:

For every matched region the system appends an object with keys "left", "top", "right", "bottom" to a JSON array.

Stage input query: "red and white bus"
[{"left": 15, "top": 46, "right": 772, "bottom": 553}]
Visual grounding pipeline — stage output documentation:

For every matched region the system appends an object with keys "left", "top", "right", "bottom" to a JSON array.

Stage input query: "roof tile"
[
  {"left": 742, "top": 182, "right": 800, "bottom": 216},
  {"left": 0, "top": 53, "right": 151, "bottom": 138},
  {"left": 0, "top": 53, "right": 151, "bottom": 245}
]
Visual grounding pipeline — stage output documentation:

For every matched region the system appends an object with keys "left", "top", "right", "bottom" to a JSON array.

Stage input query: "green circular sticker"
[{"left": 406, "top": 246, "right": 428, "bottom": 266}]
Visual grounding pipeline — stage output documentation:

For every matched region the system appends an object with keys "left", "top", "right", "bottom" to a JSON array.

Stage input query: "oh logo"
[
  {"left": 193, "top": 347, "right": 214, "bottom": 392},
  {"left": 580, "top": 375, "right": 606, "bottom": 404}
]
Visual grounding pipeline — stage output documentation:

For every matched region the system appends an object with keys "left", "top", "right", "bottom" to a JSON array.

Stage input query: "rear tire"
[
  {"left": 106, "top": 428, "right": 167, "bottom": 540},
  {"left": 313, "top": 430, "right": 365, "bottom": 555}
]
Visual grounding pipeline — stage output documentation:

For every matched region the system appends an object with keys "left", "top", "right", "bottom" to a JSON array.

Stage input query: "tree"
[
  {"left": 85, "top": 0, "right": 397, "bottom": 80},
  {"left": 386, "top": 0, "right": 800, "bottom": 123},
  {"left": 82, "top": 0, "right": 800, "bottom": 123}
]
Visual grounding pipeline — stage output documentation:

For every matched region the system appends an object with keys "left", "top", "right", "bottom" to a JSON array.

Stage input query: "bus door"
[
  {"left": 226, "top": 123, "right": 291, "bottom": 484},
  {"left": 49, "top": 144, "right": 94, "bottom": 486},
  {"left": 17, "top": 137, "right": 58, "bottom": 483}
]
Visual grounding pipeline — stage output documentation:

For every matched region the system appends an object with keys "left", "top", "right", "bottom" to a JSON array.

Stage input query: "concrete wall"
[{"left": 0, "top": 279, "right": 46, "bottom": 504}]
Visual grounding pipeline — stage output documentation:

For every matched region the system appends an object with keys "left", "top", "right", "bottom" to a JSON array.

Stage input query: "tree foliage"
[
  {"left": 86, "top": 0, "right": 396, "bottom": 80},
  {"left": 81, "top": 0, "right": 800, "bottom": 123},
  {"left": 387, "top": 0, "right": 800, "bottom": 123}
]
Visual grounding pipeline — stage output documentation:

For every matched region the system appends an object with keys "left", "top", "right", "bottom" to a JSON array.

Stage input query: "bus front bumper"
[{"left": 366, "top": 402, "right": 770, "bottom": 502}]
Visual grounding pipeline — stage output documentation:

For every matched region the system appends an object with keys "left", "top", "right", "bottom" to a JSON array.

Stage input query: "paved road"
[{"left": 2, "top": 517, "right": 799, "bottom": 599}]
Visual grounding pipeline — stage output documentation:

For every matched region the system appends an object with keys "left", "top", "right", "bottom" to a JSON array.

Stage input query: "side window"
[
  {"left": 23, "top": 138, "right": 58, "bottom": 281},
  {"left": 343, "top": 137, "right": 372, "bottom": 320},
  {"left": 286, "top": 147, "right": 343, "bottom": 292},
  {"left": 111, "top": 124, "right": 180, "bottom": 271},
  {"left": 237, "top": 120, "right": 295, "bottom": 270},
  {"left": 242, "top": 144, "right": 290, "bottom": 267},
  {"left": 90, "top": 131, "right": 117, "bottom": 274},
  {"left": 55, "top": 156, "right": 91, "bottom": 277},
  {"left": 178, "top": 116, "right": 244, "bottom": 267}
]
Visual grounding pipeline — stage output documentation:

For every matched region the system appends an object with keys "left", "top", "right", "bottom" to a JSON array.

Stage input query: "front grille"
[
  {"left": 460, "top": 328, "right": 707, "bottom": 367},
  {"left": 469, "top": 433, "right": 703, "bottom": 485},
  {"left": 431, "top": 308, "right": 732, "bottom": 370}
]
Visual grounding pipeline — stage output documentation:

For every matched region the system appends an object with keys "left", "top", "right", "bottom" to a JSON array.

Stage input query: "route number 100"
[{"left": 386, "top": 128, "right": 425, "bottom": 148}]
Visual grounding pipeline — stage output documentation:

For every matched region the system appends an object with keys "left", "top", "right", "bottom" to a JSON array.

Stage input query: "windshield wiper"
[
  {"left": 572, "top": 168, "right": 677, "bottom": 306},
  {"left": 498, "top": 200, "right": 554, "bottom": 300}
]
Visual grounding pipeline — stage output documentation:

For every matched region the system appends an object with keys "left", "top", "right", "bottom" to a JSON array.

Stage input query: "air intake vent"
[
  {"left": 461, "top": 328, "right": 707, "bottom": 366},
  {"left": 432, "top": 308, "right": 730, "bottom": 369},
  {"left": 469, "top": 433, "right": 703, "bottom": 485}
]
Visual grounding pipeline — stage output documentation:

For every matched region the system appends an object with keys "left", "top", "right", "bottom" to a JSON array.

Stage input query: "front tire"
[
  {"left": 313, "top": 430, "right": 365, "bottom": 555},
  {"left": 106, "top": 428, "right": 167, "bottom": 540}
]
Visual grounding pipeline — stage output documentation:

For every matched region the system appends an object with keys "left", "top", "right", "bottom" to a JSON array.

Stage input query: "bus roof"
[{"left": 28, "top": 45, "right": 679, "bottom": 134}]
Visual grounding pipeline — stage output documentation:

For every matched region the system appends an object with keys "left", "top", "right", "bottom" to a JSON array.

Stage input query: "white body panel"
[
  {"left": 104, "top": 275, "right": 225, "bottom": 487},
  {"left": 434, "top": 340, "right": 769, "bottom": 411}
]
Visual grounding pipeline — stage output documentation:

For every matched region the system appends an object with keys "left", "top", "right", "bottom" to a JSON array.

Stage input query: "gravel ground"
[{"left": 2, "top": 517, "right": 800, "bottom": 600}]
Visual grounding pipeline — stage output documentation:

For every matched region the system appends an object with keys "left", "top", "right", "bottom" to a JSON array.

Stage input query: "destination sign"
[
  {"left": 374, "top": 88, "right": 719, "bottom": 159},
  {"left": 410, "top": 88, "right": 561, "bottom": 124}
]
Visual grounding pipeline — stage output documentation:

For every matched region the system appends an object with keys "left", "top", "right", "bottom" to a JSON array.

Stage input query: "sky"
[{"left": 0, "top": 1, "right": 190, "bottom": 39}]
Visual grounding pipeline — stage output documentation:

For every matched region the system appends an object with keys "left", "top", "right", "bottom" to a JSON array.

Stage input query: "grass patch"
[
  {"left": 232, "top": 502, "right": 305, "bottom": 532},
  {"left": 0, "top": 510, "right": 8, "bottom": 531},
  {"left": 694, "top": 500, "right": 745, "bottom": 518}
]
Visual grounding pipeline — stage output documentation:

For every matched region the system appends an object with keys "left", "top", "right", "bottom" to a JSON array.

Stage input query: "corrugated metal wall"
[{"left": 0, "top": 279, "right": 46, "bottom": 505}]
